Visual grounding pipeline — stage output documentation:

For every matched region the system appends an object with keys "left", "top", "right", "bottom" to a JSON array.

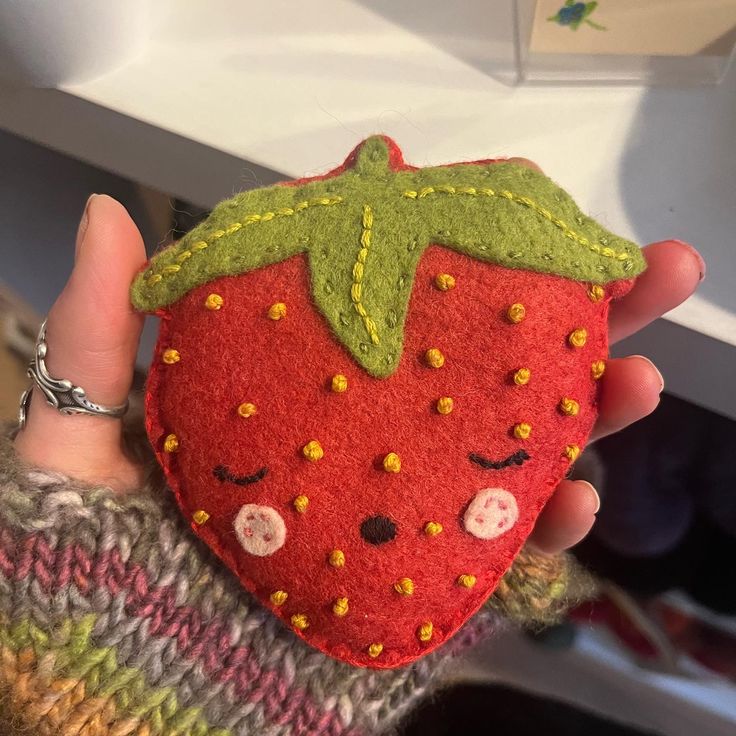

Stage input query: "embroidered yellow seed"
[
  {"left": 270, "top": 590, "right": 288, "bottom": 607},
  {"left": 568, "top": 328, "right": 587, "bottom": 348},
  {"left": 192, "top": 510, "right": 210, "bottom": 525},
  {"left": 237, "top": 402, "right": 257, "bottom": 418},
  {"left": 205, "top": 293, "right": 224, "bottom": 310},
  {"left": 332, "top": 597, "right": 349, "bottom": 617},
  {"left": 507, "top": 303, "right": 526, "bottom": 324},
  {"left": 436, "top": 396, "right": 454, "bottom": 415},
  {"left": 513, "top": 422, "right": 532, "bottom": 440},
  {"left": 564, "top": 444, "right": 581, "bottom": 463},
  {"left": 424, "top": 521, "right": 443, "bottom": 537},
  {"left": 394, "top": 577, "right": 414, "bottom": 596},
  {"left": 163, "top": 434, "right": 179, "bottom": 453},
  {"left": 329, "top": 549, "right": 346, "bottom": 568},
  {"left": 293, "top": 495, "right": 309, "bottom": 513},
  {"left": 291, "top": 613, "right": 309, "bottom": 631},
  {"left": 303, "top": 440, "right": 324, "bottom": 462},
  {"left": 425, "top": 348, "right": 445, "bottom": 368},
  {"left": 435, "top": 273, "right": 456, "bottom": 291},
  {"left": 268, "top": 302, "right": 287, "bottom": 320},
  {"left": 513, "top": 368, "right": 531, "bottom": 386},
  {"left": 417, "top": 622, "right": 434, "bottom": 643},
  {"left": 591, "top": 360, "right": 606, "bottom": 380},
  {"left": 457, "top": 574, "right": 477, "bottom": 589},
  {"left": 559, "top": 398, "right": 580, "bottom": 417},
  {"left": 368, "top": 643, "right": 384, "bottom": 658},
  {"left": 331, "top": 374, "right": 348, "bottom": 393},
  {"left": 588, "top": 285, "right": 605, "bottom": 302},
  {"left": 383, "top": 452, "right": 402, "bottom": 473},
  {"left": 162, "top": 348, "right": 180, "bottom": 364}
]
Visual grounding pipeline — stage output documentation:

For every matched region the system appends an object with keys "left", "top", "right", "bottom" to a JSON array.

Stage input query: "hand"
[{"left": 13, "top": 189, "right": 704, "bottom": 554}]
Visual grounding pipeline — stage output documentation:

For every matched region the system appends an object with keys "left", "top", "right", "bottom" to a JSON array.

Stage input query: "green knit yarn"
[
  {"left": 131, "top": 136, "right": 644, "bottom": 377},
  {"left": 1, "top": 615, "right": 231, "bottom": 736}
]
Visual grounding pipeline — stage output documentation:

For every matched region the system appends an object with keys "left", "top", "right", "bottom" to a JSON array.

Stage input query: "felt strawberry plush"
[{"left": 131, "top": 136, "right": 646, "bottom": 669}]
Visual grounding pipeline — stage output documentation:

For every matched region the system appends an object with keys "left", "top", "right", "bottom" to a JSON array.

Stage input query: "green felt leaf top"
[{"left": 131, "top": 136, "right": 644, "bottom": 377}]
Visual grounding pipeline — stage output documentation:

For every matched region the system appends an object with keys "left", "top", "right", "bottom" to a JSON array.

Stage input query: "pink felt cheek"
[
  {"left": 234, "top": 504, "right": 287, "bottom": 556},
  {"left": 463, "top": 488, "right": 519, "bottom": 540}
]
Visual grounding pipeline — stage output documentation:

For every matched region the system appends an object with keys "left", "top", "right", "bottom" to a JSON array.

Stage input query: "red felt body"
[{"left": 146, "top": 245, "right": 615, "bottom": 668}]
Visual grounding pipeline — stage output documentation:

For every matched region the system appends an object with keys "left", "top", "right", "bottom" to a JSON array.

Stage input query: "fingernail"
[
  {"left": 75, "top": 194, "right": 99, "bottom": 261},
  {"left": 671, "top": 239, "right": 706, "bottom": 282},
  {"left": 630, "top": 354, "right": 665, "bottom": 393},
  {"left": 578, "top": 480, "right": 601, "bottom": 514}
]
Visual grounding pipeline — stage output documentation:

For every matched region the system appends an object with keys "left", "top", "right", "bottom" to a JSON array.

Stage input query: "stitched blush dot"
[
  {"left": 463, "top": 488, "right": 519, "bottom": 540},
  {"left": 233, "top": 504, "right": 286, "bottom": 557}
]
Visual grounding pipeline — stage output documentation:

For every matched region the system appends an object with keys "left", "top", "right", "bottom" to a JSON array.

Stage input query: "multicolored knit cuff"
[
  {"left": 0, "top": 430, "right": 494, "bottom": 736},
  {"left": 0, "top": 419, "right": 589, "bottom": 735}
]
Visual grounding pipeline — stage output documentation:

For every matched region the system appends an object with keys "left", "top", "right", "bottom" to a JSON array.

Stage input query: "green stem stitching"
[
  {"left": 351, "top": 204, "right": 380, "bottom": 345},
  {"left": 402, "top": 186, "right": 630, "bottom": 263},
  {"left": 144, "top": 196, "right": 344, "bottom": 287}
]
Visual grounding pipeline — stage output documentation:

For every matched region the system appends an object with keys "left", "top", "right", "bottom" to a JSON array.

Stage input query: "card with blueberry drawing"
[{"left": 531, "top": 0, "right": 736, "bottom": 57}]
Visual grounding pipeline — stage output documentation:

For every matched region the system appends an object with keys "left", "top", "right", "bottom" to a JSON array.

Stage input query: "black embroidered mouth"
[
  {"left": 468, "top": 450, "right": 530, "bottom": 470},
  {"left": 213, "top": 465, "right": 268, "bottom": 486}
]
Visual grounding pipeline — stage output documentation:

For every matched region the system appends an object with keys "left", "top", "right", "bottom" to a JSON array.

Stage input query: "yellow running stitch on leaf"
[
  {"left": 144, "top": 196, "right": 344, "bottom": 287},
  {"left": 350, "top": 204, "right": 381, "bottom": 345},
  {"left": 402, "top": 186, "right": 632, "bottom": 264}
]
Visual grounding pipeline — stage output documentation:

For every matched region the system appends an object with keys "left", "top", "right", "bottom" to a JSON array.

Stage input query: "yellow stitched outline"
[
  {"left": 402, "top": 186, "right": 631, "bottom": 263},
  {"left": 350, "top": 204, "right": 380, "bottom": 345},
  {"left": 145, "top": 196, "right": 343, "bottom": 287}
]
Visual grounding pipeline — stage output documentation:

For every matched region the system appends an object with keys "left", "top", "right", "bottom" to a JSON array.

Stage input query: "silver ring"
[{"left": 18, "top": 319, "right": 129, "bottom": 429}]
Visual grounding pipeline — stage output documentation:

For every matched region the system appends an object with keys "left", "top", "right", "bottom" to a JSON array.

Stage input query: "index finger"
[{"left": 609, "top": 240, "right": 704, "bottom": 344}]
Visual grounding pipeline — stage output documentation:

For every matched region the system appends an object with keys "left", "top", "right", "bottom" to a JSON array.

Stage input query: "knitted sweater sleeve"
[{"left": 0, "top": 429, "right": 582, "bottom": 736}]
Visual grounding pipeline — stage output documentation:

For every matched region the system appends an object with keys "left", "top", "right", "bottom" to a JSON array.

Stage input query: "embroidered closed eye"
[
  {"left": 213, "top": 464, "right": 268, "bottom": 485},
  {"left": 468, "top": 450, "right": 530, "bottom": 470}
]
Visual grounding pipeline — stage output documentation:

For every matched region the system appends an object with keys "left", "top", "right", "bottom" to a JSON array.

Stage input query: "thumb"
[{"left": 14, "top": 194, "right": 147, "bottom": 491}]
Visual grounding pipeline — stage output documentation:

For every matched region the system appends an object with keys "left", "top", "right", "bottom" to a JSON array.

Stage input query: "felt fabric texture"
[
  {"left": 132, "top": 137, "right": 642, "bottom": 669},
  {"left": 0, "top": 427, "right": 590, "bottom": 735},
  {"left": 131, "top": 136, "right": 645, "bottom": 378}
]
